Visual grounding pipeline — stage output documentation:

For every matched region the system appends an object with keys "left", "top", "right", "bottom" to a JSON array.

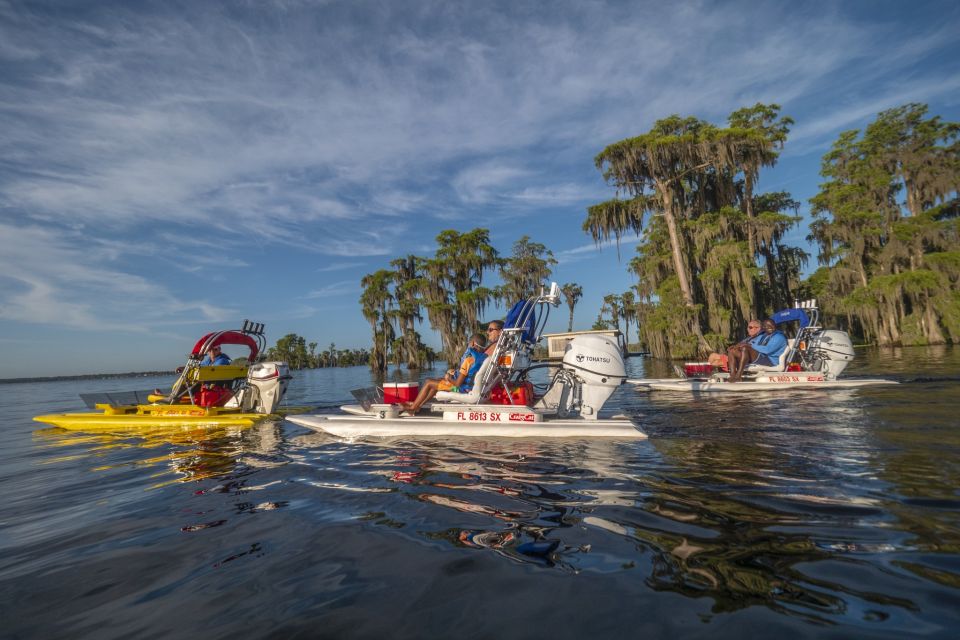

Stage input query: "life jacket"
[{"left": 459, "top": 346, "right": 488, "bottom": 391}]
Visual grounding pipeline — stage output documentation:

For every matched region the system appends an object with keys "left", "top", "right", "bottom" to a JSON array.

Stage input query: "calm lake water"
[{"left": 2, "top": 347, "right": 959, "bottom": 638}]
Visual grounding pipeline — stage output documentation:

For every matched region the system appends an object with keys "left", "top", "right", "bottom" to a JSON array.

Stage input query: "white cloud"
[
  {"left": 452, "top": 163, "right": 533, "bottom": 204},
  {"left": 0, "top": 222, "right": 232, "bottom": 331},
  {"left": 555, "top": 236, "right": 643, "bottom": 264},
  {"left": 787, "top": 74, "right": 960, "bottom": 154},
  {"left": 305, "top": 280, "right": 358, "bottom": 299},
  {"left": 316, "top": 261, "right": 364, "bottom": 273},
  {"left": 2, "top": 0, "right": 955, "bottom": 239},
  {"left": 512, "top": 183, "right": 598, "bottom": 206}
]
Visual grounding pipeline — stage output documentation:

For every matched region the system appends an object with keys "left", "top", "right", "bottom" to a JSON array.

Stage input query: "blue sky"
[{"left": 1, "top": 0, "right": 958, "bottom": 377}]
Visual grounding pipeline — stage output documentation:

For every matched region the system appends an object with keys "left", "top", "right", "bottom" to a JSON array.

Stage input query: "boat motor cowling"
[
  {"left": 243, "top": 362, "right": 292, "bottom": 413},
  {"left": 556, "top": 335, "right": 626, "bottom": 420},
  {"left": 806, "top": 330, "right": 854, "bottom": 379}
]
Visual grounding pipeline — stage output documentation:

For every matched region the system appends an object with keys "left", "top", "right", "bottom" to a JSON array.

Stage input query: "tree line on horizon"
[
  {"left": 263, "top": 336, "right": 378, "bottom": 370},
  {"left": 277, "top": 101, "right": 957, "bottom": 368}
]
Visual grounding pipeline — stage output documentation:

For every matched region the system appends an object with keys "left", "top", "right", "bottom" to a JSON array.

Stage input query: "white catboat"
[
  {"left": 287, "top": 283, "right": 647, "bottom": 440},
  {"left": 629, "top": 301, "right": 898, "bottom": 393}
]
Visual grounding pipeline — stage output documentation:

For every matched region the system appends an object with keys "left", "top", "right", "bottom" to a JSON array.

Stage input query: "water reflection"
[
  {"left": 286, "top": 413, "right": 945, "bottom": 627},
  {"left": 34, "top": 420, "right": 285, "bottom": 487}
]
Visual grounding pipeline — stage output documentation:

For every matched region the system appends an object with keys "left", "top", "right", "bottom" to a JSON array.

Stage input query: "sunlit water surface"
[{"left": 1, "top": 347, "right": 958, "bottom": 638}]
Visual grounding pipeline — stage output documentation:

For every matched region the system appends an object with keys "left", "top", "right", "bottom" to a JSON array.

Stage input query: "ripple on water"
[{"left": 1, "top": 350, "right": 959, "bottom": 637}]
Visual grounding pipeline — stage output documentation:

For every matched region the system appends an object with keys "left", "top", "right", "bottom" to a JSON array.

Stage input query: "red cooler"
[
  {"left": 684, "top": 362, "right": 713, "bottom": 377},
  {"left": 383, "top": 382, "right": 419, "bottom": 404},
  {"left": 198, "top": 385, "right": 232, "bottom": 407},
  {"left": 488, "top": 382, "right": 534, "bottom": 406}
]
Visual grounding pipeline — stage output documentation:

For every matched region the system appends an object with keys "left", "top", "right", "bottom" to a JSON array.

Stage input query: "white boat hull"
[
  {"left": 287, "top": 404, "right": 646, "bottom": 439},
  {"left": 628, "top": 376, "right": 898, "bottom": 392}
]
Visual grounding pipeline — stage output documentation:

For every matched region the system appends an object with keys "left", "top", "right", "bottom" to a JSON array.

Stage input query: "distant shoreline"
[{"left": 0, "top": 371, "right": 175, "bottom": 384}]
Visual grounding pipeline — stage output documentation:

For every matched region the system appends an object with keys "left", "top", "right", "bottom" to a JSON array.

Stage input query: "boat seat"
[
  {"left": 191, "top": 364, "right": 249, "bottom": 382},
  {"left": 746, "top": 339, "right": 794, "bottom": 373},
  {"left": 435, "top": 356, "right": 499, "bottom": 404}
]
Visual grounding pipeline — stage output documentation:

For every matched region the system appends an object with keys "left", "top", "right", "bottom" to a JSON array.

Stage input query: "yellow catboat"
[{"left": 34, "top": 322, "right": 292, "bottom": 433}]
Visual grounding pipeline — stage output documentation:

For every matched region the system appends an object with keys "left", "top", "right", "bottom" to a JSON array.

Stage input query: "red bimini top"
[{"left": 191, "top": 331, "right": 260, "bottom": 361}]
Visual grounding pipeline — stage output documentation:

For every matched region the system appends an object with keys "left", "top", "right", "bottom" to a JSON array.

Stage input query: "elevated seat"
[
  {"left": 434, "top": 356, "right": 499, "bottom": 405},
  {"left": 746, "top": 339, "right": 795, "bottom": 373}
]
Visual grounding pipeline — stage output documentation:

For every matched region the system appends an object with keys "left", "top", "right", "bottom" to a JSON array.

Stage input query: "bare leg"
[
  {"left": 726, "top": 345, "right": 743, "bottom": 381},
  {"left": 402, "top": 378, "right": 441, "bottom": 414},
  {"left": 730, "top": 346, "right": 759, "bottom": 382}
]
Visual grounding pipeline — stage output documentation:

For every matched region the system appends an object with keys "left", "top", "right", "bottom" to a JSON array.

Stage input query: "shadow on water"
[{"left": 2, "top": 347, "right": 959, "bottom": 637}]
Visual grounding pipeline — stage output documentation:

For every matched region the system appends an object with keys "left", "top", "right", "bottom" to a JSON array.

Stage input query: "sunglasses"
[{"left": 487, "top": 327, "right": 500, "bottom": 332}]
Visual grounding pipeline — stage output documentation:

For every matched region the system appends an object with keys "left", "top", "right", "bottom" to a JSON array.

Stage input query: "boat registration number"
[
  {"left": 769, "top": 375, "right": 825, "bottom": 383},
  {"left": 455, "top": 411, "right": 534, "bottom": 423}
]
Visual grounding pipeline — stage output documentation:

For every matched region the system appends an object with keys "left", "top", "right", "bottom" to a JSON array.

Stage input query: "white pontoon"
[
  {"left": 629, "top": 301, "right": 898, "bottom": 392},
  {"left": 287, "top": 284, "right": 647, "bottom": 439}
]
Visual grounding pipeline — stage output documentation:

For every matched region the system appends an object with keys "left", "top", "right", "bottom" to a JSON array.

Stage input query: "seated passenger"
[
  {"left": 200, "top": 345, "right": 232, "bottom": 366},
  {"left": 728, "top": 318, "right": 788, "bottom": 382},
  {"left": 402, "top": 333, "right": 487, "bottom": 415},
  {"left": 484, "top": 320, "right": 504, "bottom": 356},
  {"left": 707, "top": 320, "right": 761, "bottom": 370}
]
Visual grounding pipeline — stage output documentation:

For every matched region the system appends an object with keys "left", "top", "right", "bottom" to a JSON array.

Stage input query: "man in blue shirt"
[
  {"left": 728, "top": 318, "right": 787, "bottom": 382},
  {"left": 200, "top": 344, "right": 232, "bottom": 366}
]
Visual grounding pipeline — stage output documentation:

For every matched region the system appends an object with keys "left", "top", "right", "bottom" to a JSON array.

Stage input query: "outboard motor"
[
  {"left": 241, "top": 362, "right": 292, "bottom": 413},
  {"left": 537, "top": 335, "right": 626, "bottom": 420},
  {"left": 805, "top": 330, "right": 854, "bottom": 379}
]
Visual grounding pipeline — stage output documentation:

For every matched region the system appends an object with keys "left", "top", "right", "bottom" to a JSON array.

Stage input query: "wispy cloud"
[
  {"left": 452, "top": 163, "right": 533, "bottom": 204},
  {"left": 555, "top": 236, "right": 643, "bottom": 264},
  {"left": 512, "top": 183, "right": 600, "bottom": 206},
  {"left": 304, "top": 280, "right": 358, "bottom": 299},
  {"left": 2, "top": 0, "right": 955, "bottom": 237},
  {"left": 0, "top": 222, "right": 232, "bottom": 331},
  {"left": 787, "top": 74, "right": 960, "bottom": 154},
  {"left": 316, "top": 261, "right": 365, "bottom": 273}
]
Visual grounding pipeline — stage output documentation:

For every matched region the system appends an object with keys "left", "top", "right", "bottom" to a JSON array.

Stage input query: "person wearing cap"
[
  {"left": 200, "top": 345, "right": 232, "bottom": 366},
  {"left": 484, "top": 320, "right": 504, "bottom": 356}
]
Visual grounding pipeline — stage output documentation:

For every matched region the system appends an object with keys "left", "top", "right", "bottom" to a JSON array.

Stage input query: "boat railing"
[
  {"left": 79, "top": 389, "right": 158, "bottom": 409},
  {"left": 483, "top": 283, "right": 561, "bottom": 403},
  {"left": 777, "top": 301, "right": 822, "bottom": 372}
]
